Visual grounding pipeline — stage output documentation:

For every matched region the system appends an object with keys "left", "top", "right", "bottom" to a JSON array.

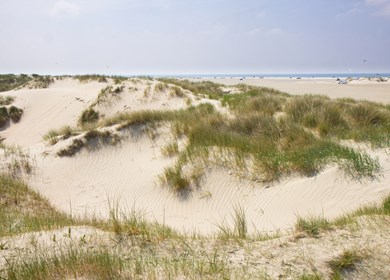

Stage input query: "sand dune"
[
  {"left": 1, "top": 79, "right": 106, "bottom": 146},
  {"left": 1, "top": 77, "right": 390, "bottom": 235}
]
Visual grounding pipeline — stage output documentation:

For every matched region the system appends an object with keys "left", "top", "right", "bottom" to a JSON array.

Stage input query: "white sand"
[{"left": 1, "top": 77, "right": 390, "bottom": 235}]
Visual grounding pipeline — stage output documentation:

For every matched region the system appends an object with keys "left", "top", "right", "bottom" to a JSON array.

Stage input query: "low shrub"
[
  {"left": 57, "top": 139, "right": 84, "bottom": 157},
  {"left": 9, "top": 106, "right": 23, "bottom": 122},
  {"left": 0, "top": 106, "right": 9, "bottom": 127},
  {"left": 79, "top": 108, "right": 99, "bottom": 125}
]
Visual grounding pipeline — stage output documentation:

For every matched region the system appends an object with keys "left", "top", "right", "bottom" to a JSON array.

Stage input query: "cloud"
[
  {"left": 50, "top": 0, "right": 80, "bottom": 18},
  {"left": 365, "top": 0, "right": 390, "bottom": 17},
  {"left": 266, "top": 28, "right": 282, "bottom": 35}
]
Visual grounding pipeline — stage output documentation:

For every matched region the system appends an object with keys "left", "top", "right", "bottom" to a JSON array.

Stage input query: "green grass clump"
[
  {"left": 0, "top": 105, "right": 24, "bottom": 127},
  {"left": 0, "top": 74, "right": 32, "bottom": 92},
  {"left": 79, "top": 108, "right": 99, "bottom": 125},
  {"left": 31, "top": 75, "right": 54, "bottom": 88},
  {"left": 95, "top": 100, "right": 381, "bottom": 185},
  {"left": 92, "top": 86, "right": 122, "bottom": 107},
  {"left": 284, "top": 96, "right": 390, "bottom": 143},
  {"left": 43, "top": 126, "right": 79, "bottom": 145},
  {"left": 8, "top": 106, "right": 23, "bottom": 123},
  {"left": 104, "top": 110, "right": 175, "bottom": 129},
  {"left": 74, "top": 74, "right": 108, "bottom": 83},
  {"left": 57, "top": 139, "right": 84, "bottom": 157},
  {"left": 295, "top": 216, "right": 331, "bottom": 237},
  {"left": 159, "top": 78, "right": 225, "bottom": 99},
  {"left": 154, "top": 82, "right": 168, "bottom": 92},
  {"left": 222, "top": 87, "right": 287, "bottom": 115},
  {"left": 328, "top": 249, "right": 364, "bottom": 279},
  {"left": 0, "top": 175, "right": 74, "bottom": 237},
  {"left": 84, "top": 129, "right": 120, "bottom": 146},
  {"left": 0, "top": 95, "right": 15, "bottom": 105},
  {"left": 161, "top": 142, "right": 179, "bottom": 157},
  {"left": 160, "top": 165, "right": 190, "bottom": 192},
  {"left": 0, "top": 106, "right": 10, "bottom": 127},
  {"left": 170, "top": 86, "right": 186, "bottom": 97},
  {"left": 112, "top": 76, "right": 128, "bottom": 84}
]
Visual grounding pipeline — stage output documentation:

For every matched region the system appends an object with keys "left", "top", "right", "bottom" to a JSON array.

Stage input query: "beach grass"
[
  {"left": 43, "top": 79, "right": 387, "bottom": 187},
  {"left": 0, "top": 74, "right": 32, "bottom": 92},
  {"left": 0, "top": 95, "right": 15, "bottom": 106},
  {"left": 0, "top": 174, "right": 74, "bottom": 237},
  {"left": 1, "top": 168, "right": 389, "bottom": 279},
  {"left": 159, "top": 78, "right": 225, "bottom": 99}
]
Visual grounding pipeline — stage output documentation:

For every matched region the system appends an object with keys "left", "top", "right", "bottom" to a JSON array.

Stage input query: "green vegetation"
[
  {"left": 328, "top": 249, "right": 365, "bottom": 279},
  {"left": 0, "top": 95, "right": 15, "bottom": 105},
  {"left": 79, "top": 108, "right": 99, "bottom": 125},
  {"left": 74, "top": 74, "right": 108, "bottom": 83},
  {"left": 0, "top": 105, "right": 24, "bottom": 127},
  {"left": 0, "top": 106, "right": 9, "bottom": 127},
  {"left": 160, "top": 164, "right": 190, "bottom": 192},
  {"left": 43, "top": 126, "right": 79, "bottom": 145},
  {"left": 8, "top": 106, "right": 23, "bottom": 123},
  {"left": 295, "top": 195, "right": 390, "bottom": 236},
  {"left": 0, "top": 175, "right": 74, "bottom": 237},
  {"left": 159, "top": 78, "right": 225, "bottom": 99},
  {"left": 91, "top": 85, "right": 124, "bottom": 107},
  {"left": 295, "top": 216, "right": 331, "bottom": 237},
  {"left": 170, "top": 85, "right": 186, "bottom": 97},
  {"left": 0, "top": 143, "right": 34, "bottom": 179},
  {"left": 154, "top": 82, "right": 168, "bottom": 92},
  {"left": 31, "top": 74, "right": 54, "bottom": 88},
  {"left": 161, "top": 142, "right": 179, "bottom": 157},
  {"left": 57, "top": 139, "right": 84, "bottom": 157},
  {"left": 43, "top": 81, "right": 388, "bottom": 191},
  {"left": 217, "top": 205, "right": 248, "bottom": 240},
  {"left": 56, "top": 129, "right": 120, "bottom": 157},
  {"left": 0, "top": 74, "right": 32, "bottom": 92}
]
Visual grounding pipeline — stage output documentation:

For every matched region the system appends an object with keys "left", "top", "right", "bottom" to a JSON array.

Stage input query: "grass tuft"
[
  {"left": 295, "top": 216, "right": 331, "bottom": 237},
  {"left": 79, "top": 108, "right": 99, "bottom": 125},
  {"left": 57, "top": 139, "right": 84, "bottom": 157},
  {"left": 328, "top": 249, "right": 365, "bottom": 279},
  {"left": 0, "top": 95, "right": 15, "bottom": 105},
  {"left": 8, "top": 106, "right": 23, "bottom": 123}
]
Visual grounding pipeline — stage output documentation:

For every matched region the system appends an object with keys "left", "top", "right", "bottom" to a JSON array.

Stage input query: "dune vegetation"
[
  {"left": 0, "top": 169, "right": 389, "bottom": 279},
  {"left": 0, "top": 74, "right": 55, "bottom": 92},
  {"left": 45, "top": 79, "right": 389, "bottom": 192},
  {"left": 1, "top": 77, "right": 390, "bottom": 279},
  {"left": 0, "top": 96, "right": 24, "bottom": 128}
]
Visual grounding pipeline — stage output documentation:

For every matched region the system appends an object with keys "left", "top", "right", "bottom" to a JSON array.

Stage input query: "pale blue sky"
[{"left": 1, "top": 0, "right": 389, "bottom": 75}]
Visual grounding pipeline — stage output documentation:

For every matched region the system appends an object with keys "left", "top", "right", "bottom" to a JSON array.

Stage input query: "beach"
[{"left": 200, "top": 77, "right": 390, "bottom": 104}]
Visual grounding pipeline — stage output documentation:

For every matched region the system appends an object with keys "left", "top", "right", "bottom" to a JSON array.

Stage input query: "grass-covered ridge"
[
  {"left": 1, "top": 172, "right": 389, "bottom": 279},
  {"left": 44, "top": 80, "right": 389, "bottom": 191},
  {"left": 0, "top": 74, "right": 32, "bottom": 92}
]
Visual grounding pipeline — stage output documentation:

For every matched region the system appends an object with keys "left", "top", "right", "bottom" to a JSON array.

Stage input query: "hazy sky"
[{"left": 1, "top": 0, "right": 389, "bottom": 75}]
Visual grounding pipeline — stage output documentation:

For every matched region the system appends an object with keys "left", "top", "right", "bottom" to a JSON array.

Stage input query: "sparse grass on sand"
[
  {"left": 79, "top": 108, "right": 99, "bottom": 125},
  {"left": 1, "top": 171, "right": 389, "bottom": 279},
  {"left": 328, "top": 249, "right": 365, "bottom": 280},
  {"left": 0, "top": 95, "right": 15, "bottom": 106},
  {"left": 159, "top": 78, "right": 225, "bottom": 99},
  {"left": 44, "top": 80, "right": 388, "bottom": 191},
  {"left": 0, "top": 175, "right": 74, "bottom": 237},
  {"left": 0, "top": 74, "right": 32, "bottom": 92}
]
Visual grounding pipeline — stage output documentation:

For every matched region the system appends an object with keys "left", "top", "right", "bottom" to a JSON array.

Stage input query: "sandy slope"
[
  {"left": 1, "top": 77, "right": 390, "bottom": 235},
  {"left": 1, "top": 79, "right": 107, "bottom": 146}
]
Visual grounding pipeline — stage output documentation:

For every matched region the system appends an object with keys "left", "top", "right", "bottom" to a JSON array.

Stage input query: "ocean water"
[{"left": 150, "top": 73, "right": 390, "bottom": 79}]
